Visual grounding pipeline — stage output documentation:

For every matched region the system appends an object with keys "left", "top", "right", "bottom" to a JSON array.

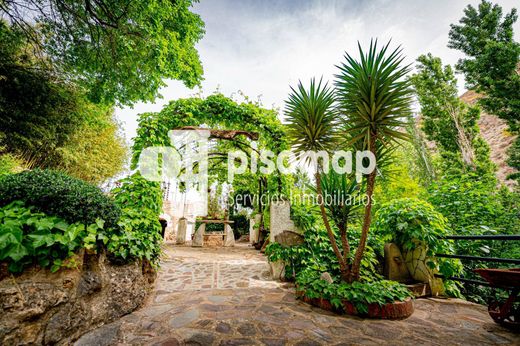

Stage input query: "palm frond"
[
  {"left": 335, "top": 39, "right": 413, "bottom": 152},
  {"left": 284, "top": 77, "right": 339, "bottom": 154}
]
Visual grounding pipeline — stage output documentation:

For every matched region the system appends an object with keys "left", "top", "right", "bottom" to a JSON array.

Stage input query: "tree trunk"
[
  {"left": 350, "top": 135, "right": 377, "bottom": 282},
  {"left": 315, "top": 171, "right": 349, "bottom": 279}
]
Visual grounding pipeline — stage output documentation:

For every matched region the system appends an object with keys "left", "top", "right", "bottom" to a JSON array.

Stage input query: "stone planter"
[
  {"left": 402, "top": 240, "right": 444, "bottom": 296},
  {"left": 342, "top": 298, "right": 414, "bottom": 320},
  {"left": 295, "top": 287, "right": 414, "bottom": 319}
]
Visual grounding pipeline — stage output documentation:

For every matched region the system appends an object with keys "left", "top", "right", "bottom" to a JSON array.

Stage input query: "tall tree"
[
  {"left": 284, "top": 78, "right": 351, "bottom": 281},
  {"left": 335, "top": 40, "right": 413, "bottom": 282},
  {"left": 448, "top": 0, "right": 519, "bottom": 131},
  {"left": 0, "top": 22, "right": 127, "bottom": 182},
  {"left": 0, "top": 0, "right": 205, "bottom": 105},
  {"left": 410, "top": 54, "right": 495, "bottom": 177}
]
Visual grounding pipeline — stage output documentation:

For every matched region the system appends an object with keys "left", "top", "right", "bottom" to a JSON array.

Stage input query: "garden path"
[{"left": 76, "top": 244, "right": 519, "bottom": 345}]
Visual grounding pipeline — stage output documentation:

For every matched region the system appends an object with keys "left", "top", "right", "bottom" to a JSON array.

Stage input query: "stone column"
[
  {"left": 249, "top": 216, "right": 259, "bottom": 244},
  {"left": 269, "top": 200, "right": 296, "bottom": 243},
  {"left": 224, "top": 223, "right": 235, "bottom": 247},
  {"left": 176, "top": 217, "right": 187, "bottom": 245},
  {"left": 192, "top": 223, "right": 205, "bottom": 247}
]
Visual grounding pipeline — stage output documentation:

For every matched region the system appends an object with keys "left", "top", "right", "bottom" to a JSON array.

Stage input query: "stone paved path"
[{"left": 76, "top": 244, "right": 519, "bottom": 345}]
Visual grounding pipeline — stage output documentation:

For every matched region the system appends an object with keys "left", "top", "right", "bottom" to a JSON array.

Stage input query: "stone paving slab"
[{"left": 76, "top": 244, "right": 519, "bottom": 345}]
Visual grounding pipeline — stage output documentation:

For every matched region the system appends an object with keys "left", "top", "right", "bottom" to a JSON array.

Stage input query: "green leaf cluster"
[
  {"left": 0, "top": 169, "right": 121, "bottom": 229},
  {"left": 107, "top": 173, "right": 164, "bottom": 265},
  {"left": 375, "top": 198, "right": 462, "bottom": 281},
  {"left": 296, "top": 268, "right": 412, "bottom": 314},
  {"left": 1, "top": 0, "right": 205, "bottom": 105},
  {"left": 0, "top": 201, "right": 103, "bottom": 273}
]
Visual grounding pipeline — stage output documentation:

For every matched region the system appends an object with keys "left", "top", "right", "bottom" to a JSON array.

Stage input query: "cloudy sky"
[{"left": 115, "top": 0, "right": 520, "bottom": 143}]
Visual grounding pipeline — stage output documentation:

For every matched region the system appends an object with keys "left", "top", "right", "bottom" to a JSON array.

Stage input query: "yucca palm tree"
[
  {"left": 335, "top": 40, "right": 413, "bottom": 282},
  {"left": 284, "top": 77, "right": 351, "bottom": 280}
]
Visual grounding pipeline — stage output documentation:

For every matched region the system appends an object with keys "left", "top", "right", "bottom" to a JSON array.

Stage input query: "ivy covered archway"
[{"left": 131, "top": 93, "right": 291, "bottom": 243}]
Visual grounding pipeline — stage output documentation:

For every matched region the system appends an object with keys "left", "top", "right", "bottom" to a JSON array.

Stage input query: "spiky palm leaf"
[
  {"left": 319, "top": 170, "right": 364, "bottom": 232},
  {"left": 335, "top": 40, "right": 413, "bottom": 150},
  {"left": 284, "top": 77, "right": 339, "bottom": 155},
  {"left": 285, "top": 77, "right": 349, "bottom": 280}
]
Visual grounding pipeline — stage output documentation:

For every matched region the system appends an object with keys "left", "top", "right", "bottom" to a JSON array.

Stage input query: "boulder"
[
  {"left": 274, "top": 230, "right": 304, "bottom": 247},
  {"left": 0, "top": 250, "right": 156, "bottom": 345},
  {"left": 320, "top": 272, "right": 334, "bottom": 284}
]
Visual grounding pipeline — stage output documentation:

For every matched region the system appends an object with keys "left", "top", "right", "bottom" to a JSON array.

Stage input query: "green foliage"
[
  {"left": 0, "top": 169, "right": 121, "bottom": 228},
  {"left": 52, "top": 107, "right": 128, "bottom": 184},
  {"left": 0, "top": 22, "right": 84, "bottom": 167},
  {"left": 284, "top": 77, "right": 339, "bottom": 153},
  {"left": 448, "top": 0, "right": 520, "bottom": 131},
  {"left": 0, "top": 22, "right": 127, "bottom": 182},
  {"left": 231, "top": 213, "right": 249, "bottom": 239},
  {"left": 335, "top": 40, "right": 413, "bottom": 150},
  {"left": 108, "top": 173, "right": 163, "bottom": 265},
  {"left": 1, "top": 0, "right": 205, "bottom": 105},
  {"left": 266, "top": 204, "right": 383, "bottom": 282},
  {"left": 319, "top": 170, "right": 363, "bottom": 233},
  {"left": 375, "top": 198, "right": 462, "bottom": 280},
  {"left": 0, "top": 201, "right": 103, "bottom": 273},
  {"left": 427, "top": 173, "right": 520, "bottom": 302},
  {"left": 410, "top": 54, "right": 495, "bottom": 176},
  {"left": 506, "top": 137, "right": 520, "bottom": 182},
  {"left": 194, "top": 222, "right": 224, "bottom": 233},
  {"left": 132, "top": 94, "right": 288, "bottom": 169},
  {"left": 0, "top": 153, "right": 24, "bottom": 177},
  {"left": 296, "top": 268, "right": 412, "bottom": 314}
]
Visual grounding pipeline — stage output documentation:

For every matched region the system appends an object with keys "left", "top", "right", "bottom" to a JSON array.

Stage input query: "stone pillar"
[
  {"left": 269, "top": 200, "right": 296, "bottom": 243},
  {"left": 162, "top": 200, "right": 176, "bottom": 241},
  {"left": 192, "top": 223, "right": 205, "bottom": 247},
  {"left": 224, "top": 223, "right": 235, "bottom": 247},
  {"left": 176, "top": 218, "right": 187, "bottom": 245},
  {"left": 249, "top": 215, "right": 260, "bottom": 244}
]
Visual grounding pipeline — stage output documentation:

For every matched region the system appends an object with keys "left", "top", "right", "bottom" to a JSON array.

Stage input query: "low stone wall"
[{"left": 0, "top": 250, "right": 156, "bottom": 345}]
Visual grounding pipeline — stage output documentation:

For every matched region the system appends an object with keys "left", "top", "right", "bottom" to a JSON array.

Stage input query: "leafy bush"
[
  {"left": 0, "top": 169, "right": 120, "bottom": 228},
  {"left": 194, "top": 221, "right": 224, "bottom": 233},
  {"left": 375, "top": 198, "right": 462, "bottom": 281},
  {"left": 427, "top": 174, "right": 520, "bottom": 303},
  {"left": 296, "top": 268, "right": 412, "bottom": 314},
  {"left": 231, "top": 213, "right": 249, "bottom": 239},
  {"left": 107, "top": 174, "right": 163, "bottom": 265},
  {"left": 0, "top": 201, "right": 103, "bottom": 273},
  {"left": 0, "top": 153, "right": 23, "bottom": 177},
  {"left": 266, "top": 203, "right": 383, "bottom": 282}
]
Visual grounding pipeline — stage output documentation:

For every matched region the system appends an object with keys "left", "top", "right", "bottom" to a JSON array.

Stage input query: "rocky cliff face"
[
  {"left": 0, "top": 250, "right": 156, "bottom": 345},
  {"left": 460, "top": 90, "right": 518, "bottom": 187}
]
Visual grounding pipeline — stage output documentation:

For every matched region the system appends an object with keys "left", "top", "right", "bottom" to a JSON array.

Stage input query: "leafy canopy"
[
  {"left": 335, "top": 40, "right": 413, "bottom": 149},
  {"left": 448, "top": 0, "right": 519, "bottom": 131},
  {"left": 410, "top": 54, "right": 495, "bottom": 177},
  {"left": 1, "top": 0, "right": 205, "bottom": 105}
]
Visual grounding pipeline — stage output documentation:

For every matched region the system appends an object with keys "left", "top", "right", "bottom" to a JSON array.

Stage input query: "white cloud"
[{"left": 116, "top": 0, "right": 520, "bottom": 142}]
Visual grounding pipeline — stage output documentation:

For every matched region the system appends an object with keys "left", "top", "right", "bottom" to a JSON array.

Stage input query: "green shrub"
[
  {"left": 296, "top": 268, "right": 412, "bottom": 314},
  {"left": 0, "top": 201, "right": 103, "bottom": 273},
  {"left": 0, "top": 169, "right": 120, "bottom": 228},
  {"left": 0, "top": 153, "right": 23, "bottom": 177},
  {"left": 375, "top": 198, "right": 463, "bottom": 291},
  {"left": 107, "top": 173, "right": 163, "bottom": 265},
  {"left": 427, "top": 174, "right": 520, "bottom": 303},
  {"left": 231, "top": 213, "right": 249, "bottom": 239}
]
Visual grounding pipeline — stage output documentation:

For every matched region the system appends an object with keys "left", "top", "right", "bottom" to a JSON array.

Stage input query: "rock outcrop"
[{"left": 0, "top": 250, "right": 156, "bottom": 345}]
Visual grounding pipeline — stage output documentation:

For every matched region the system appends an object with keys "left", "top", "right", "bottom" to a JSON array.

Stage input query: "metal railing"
[{"left": 435, "top": 234, "right": 520, "bottom": 288}]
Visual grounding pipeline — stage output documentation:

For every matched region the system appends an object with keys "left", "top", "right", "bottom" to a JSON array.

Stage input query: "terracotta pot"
[
  {"left": 342, "top": 297, "right": 414, "bottom": 320},
  {"left": 317, "top": 298, "right": 334, "bottom": 311}
]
